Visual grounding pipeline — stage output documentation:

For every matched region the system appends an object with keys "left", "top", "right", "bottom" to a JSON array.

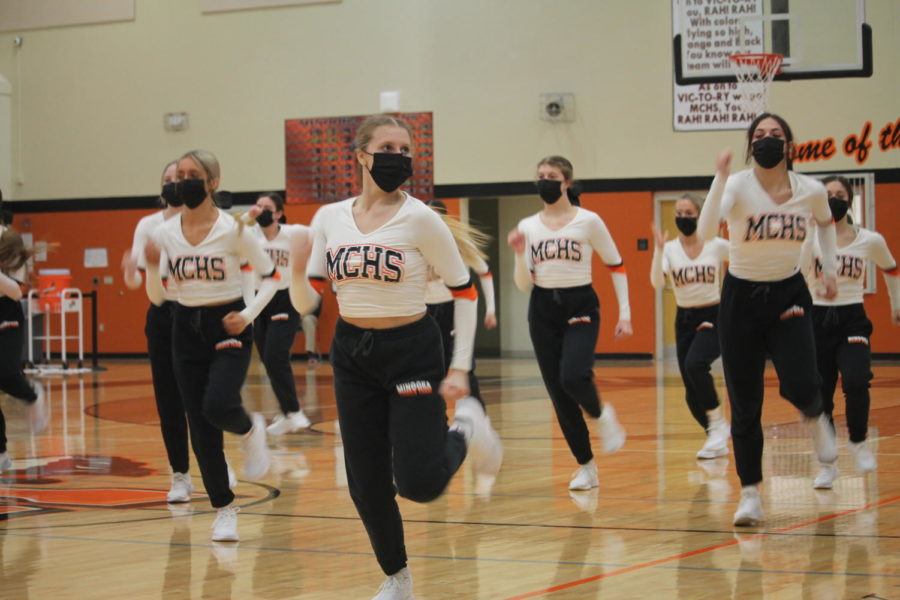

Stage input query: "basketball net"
[{"left": 729, "top": 53, "right": 783, "bottom": 116}]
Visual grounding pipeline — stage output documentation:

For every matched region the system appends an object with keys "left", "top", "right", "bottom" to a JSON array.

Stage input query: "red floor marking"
[
  {"left": 0, "top": 487, "right": 174, "bottom": 506},
  {"left": 502, "top": 493, "right": 900, "bottom": 600}
]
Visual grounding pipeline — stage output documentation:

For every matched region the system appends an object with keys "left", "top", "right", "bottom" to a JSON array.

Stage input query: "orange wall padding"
[
  {"left": 862, "top": 183, "right": 900, "bottom": 353},
  {"left": 579, "top": 191, "right": 655, "bottom": 354}
]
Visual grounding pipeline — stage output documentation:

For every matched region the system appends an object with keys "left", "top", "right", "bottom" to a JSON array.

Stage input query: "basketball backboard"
[{"left": 673, "top": 0, "right": 872, "bottom": 85}]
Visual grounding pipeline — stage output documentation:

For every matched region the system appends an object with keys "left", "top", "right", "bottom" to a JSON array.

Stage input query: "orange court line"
[{"left": 501, "top": 493, "right": 900, "bottom": 600}]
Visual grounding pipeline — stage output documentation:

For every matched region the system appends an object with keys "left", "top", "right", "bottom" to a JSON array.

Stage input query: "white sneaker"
[
  {"left": 371, "top": 566, "right": 414, "bottom": 600},
  {"left": 596, "top": 403, "right": 625, "bottom": 454},
  {"left": 697, "top": 417, "right": 730, "bottom": 459},
  {"left": 211, "top": 504, "right": 240, "bottom": 542},
  {"left": 733, "top": 485, "right": 763, "bottom": 526},
  {"left": 240, "top": 413, "right": 271, "bottom": 480},
  {"left": 0, "top": 452, "right": 11, "bottom": 472},
  {"left": 167, "top": 472, "right": 194, "bottom": 503},
  {"left": 849, "top": 441, "right": 877, "bottom": 473},
  {"left": 454, "top": 397, "right": 503, "bottom": 497},
  {"left": 266, "top": 410, "right": 312, "bottom": 435},
  {"left": 227, "top": 461, "right": 238, "bottom": 488},
  {"left": 27, "top": 381, "right": 50, "bottom": 434},
  {"left": 808, "top": 413, "right": 838, "bottom": 464},
  {"left": 568, "top": 460, "right": 599, "bottom": 491},
  {"left": 813, "top": 461, "right": 840, "bottom": 489}
]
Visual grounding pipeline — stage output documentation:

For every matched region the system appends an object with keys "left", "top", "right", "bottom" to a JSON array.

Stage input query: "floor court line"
[{"left": 500, "top": 493, "right": 900, "bottom": 600}]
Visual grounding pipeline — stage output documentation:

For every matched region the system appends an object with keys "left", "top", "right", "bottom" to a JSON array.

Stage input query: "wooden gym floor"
[{"left": 1, "top": 356, "right": 899, "bottom": 599}]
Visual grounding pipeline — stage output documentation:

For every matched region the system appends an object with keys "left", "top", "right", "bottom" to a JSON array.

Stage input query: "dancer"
[
  {"left": 0, "top": 227, "right": 48, "bottom": 473},
  {"left": 650, "top": 194, "right": 730, "bottom": 459},
  {"left": 801, "top": 175, "right": 899, "bottom": 486},
  {"left": 289, "top": 115, "right": 502, "bottom": 600},
  {"left": 425, "top": 199, "right": 496, "bottom": 411},
  {"left": 245, "top": 192, "right": 311, "bottom": 435},
  {"left": 122, "top": 160, "right": 195, "bottom": 502},
  {"left": 144, "top": 150, "right": 278, "bottom": 542},
  {"left": 697, "top": 113, "right": 839, "bottom": 526},
  {"left": 507, "top": 155, "right": 630, "bottom": 493}
]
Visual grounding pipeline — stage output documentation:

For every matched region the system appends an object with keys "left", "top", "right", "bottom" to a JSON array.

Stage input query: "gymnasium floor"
[{"left": 1, "top": 356, "right": 899, "bottom": 599}]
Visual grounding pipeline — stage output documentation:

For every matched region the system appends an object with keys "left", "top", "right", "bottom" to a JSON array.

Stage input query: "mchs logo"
[
  {"left": 266, "top": 248, "right": 290, "bottom": 268},
  {"left": 816, "top": 255, "right": 864, "bottom": 280},
  {"left": 327, "top": 244, "right": 405, "bottom": 282},
  {"left": 530, "top": 238, "right": 583, "bottom": 264},
  {"left": 671, "top": 265, "right": 716, "bottom": 286},
  {"left": 743, "top": 213, "right": 807, "bottom": 242},
  {"left": 168, "top": 256, "right": 225, "bottom": 281}
]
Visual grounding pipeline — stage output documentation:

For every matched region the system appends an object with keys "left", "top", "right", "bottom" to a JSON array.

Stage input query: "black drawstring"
[
  {"left": 552, "top": 289, "right": 563, "bottom": 305},
  {"left": 823, "top": 306, "right": 840, "bottom": 328},
  {"left": 351, "top": 330, "right": 375, "bottom": 357},
  {"left": 189, "top": 309, "right": 202, "bottom": 333}
]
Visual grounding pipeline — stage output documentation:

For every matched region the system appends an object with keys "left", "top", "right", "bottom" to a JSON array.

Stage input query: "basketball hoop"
[{"left": 729, "top": 53, "right": 783, "bottom": 116}]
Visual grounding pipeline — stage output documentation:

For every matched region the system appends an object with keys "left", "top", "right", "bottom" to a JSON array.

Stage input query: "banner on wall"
[
  {"left": 794, "top": 117, "right": 900, "bottom": 166},
  {"left": 284, "top": 113, "right": 434, "bottom": 204},
  {"left": 673, "top": 0, "right": 762, "bottom": 131}
]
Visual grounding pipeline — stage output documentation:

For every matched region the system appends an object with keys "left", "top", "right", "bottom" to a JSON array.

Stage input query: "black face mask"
[
  {"left": 751, "top": 136, "right": 786, "bottom": 169},
  {"left": 828, "top": 196, "right": 850, "bottom": 222},
  {"left": 256, "top": 209, "right": 275, "bottom": 227},
  {"left": 536, "top": 179, "right": 563, "bottom": 204},
  {"left": 161, "top": 182, "right": 181, "bottom": 206},
  {"left": 675, "top": 216, "right": 698, "bottom": 236},
  {"left": 176, "top": 178, "right": 208, "bottom": 209},
  {"left": 368, "top": 152, "right": 413, "bottom": 193}
]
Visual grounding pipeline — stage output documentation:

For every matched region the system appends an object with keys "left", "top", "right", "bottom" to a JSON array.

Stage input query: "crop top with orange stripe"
[
  {"left": 306, "top": 194, "right": 475, "bottom": 317},
  {"left": 299, "top": 194, "right": 478, "bottom": 370}
]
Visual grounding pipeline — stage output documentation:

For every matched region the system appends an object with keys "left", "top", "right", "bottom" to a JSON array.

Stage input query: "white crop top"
[
  {"left": 712, "top": 169, "right": 832, "bottom": 281},
  {"left": 804, "top": 227, "right": 899, "bottom": 307},
  {"left": 250, "top": 223, "right": 308, "bottom": 291},
  {"left": 152, "top": 209, "right": 275, "bottom": 307},
  {"left": 517, "top": 208, "right": 623, "bottom": 288},
  {"left": 658, "top": 237, "right": 729, "bottom": 307},
  {"left": 307, "top": 194, "right": 471, "bottom": 318}
]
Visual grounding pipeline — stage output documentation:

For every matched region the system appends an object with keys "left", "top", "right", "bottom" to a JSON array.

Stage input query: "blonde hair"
[
  {"left": 353, "top": 115, "right": 414, "bottom": 154},
  {"left": 426, "top": 199, "right": 489, "bottom": 265},
  {"left": 677, "top": 193, "right": 703, "bottom": 212},
  {"left": 443, "top": 214, "right": 489, "bottom": 267},
  {"left": 178, "top": 150, "right": 221, "bottom": 189}
]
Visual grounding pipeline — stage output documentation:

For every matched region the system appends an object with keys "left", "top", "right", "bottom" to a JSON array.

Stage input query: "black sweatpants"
[
  {"left": 0, "top": 300, "right": 38, "bottom": 454},
  {"left": 527, "top": 284, "right": 603, "bottom": 466},
  {"left": 171, "top": 300, "right": 254, "bottom": 508},
  {"left": 253, "top": 289, "right": 301, "bottom": 415},
  {"left": 675, "top": 304, "right": 722, "bottom": 431},
  {"left": 812, "top": 303, "right": 873, "bottom": 443},
  {"left": 426, "top": 300, "right": 482, "bottom": 403},
  {"left": 719, "top": 271, "right": 824, "bottom": 487},
  {"left": 331, "top": 316, "right": 467, "bottom": 576},
  {"left": 146, "top": 302, "right": 190, "bottom": 474}
]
